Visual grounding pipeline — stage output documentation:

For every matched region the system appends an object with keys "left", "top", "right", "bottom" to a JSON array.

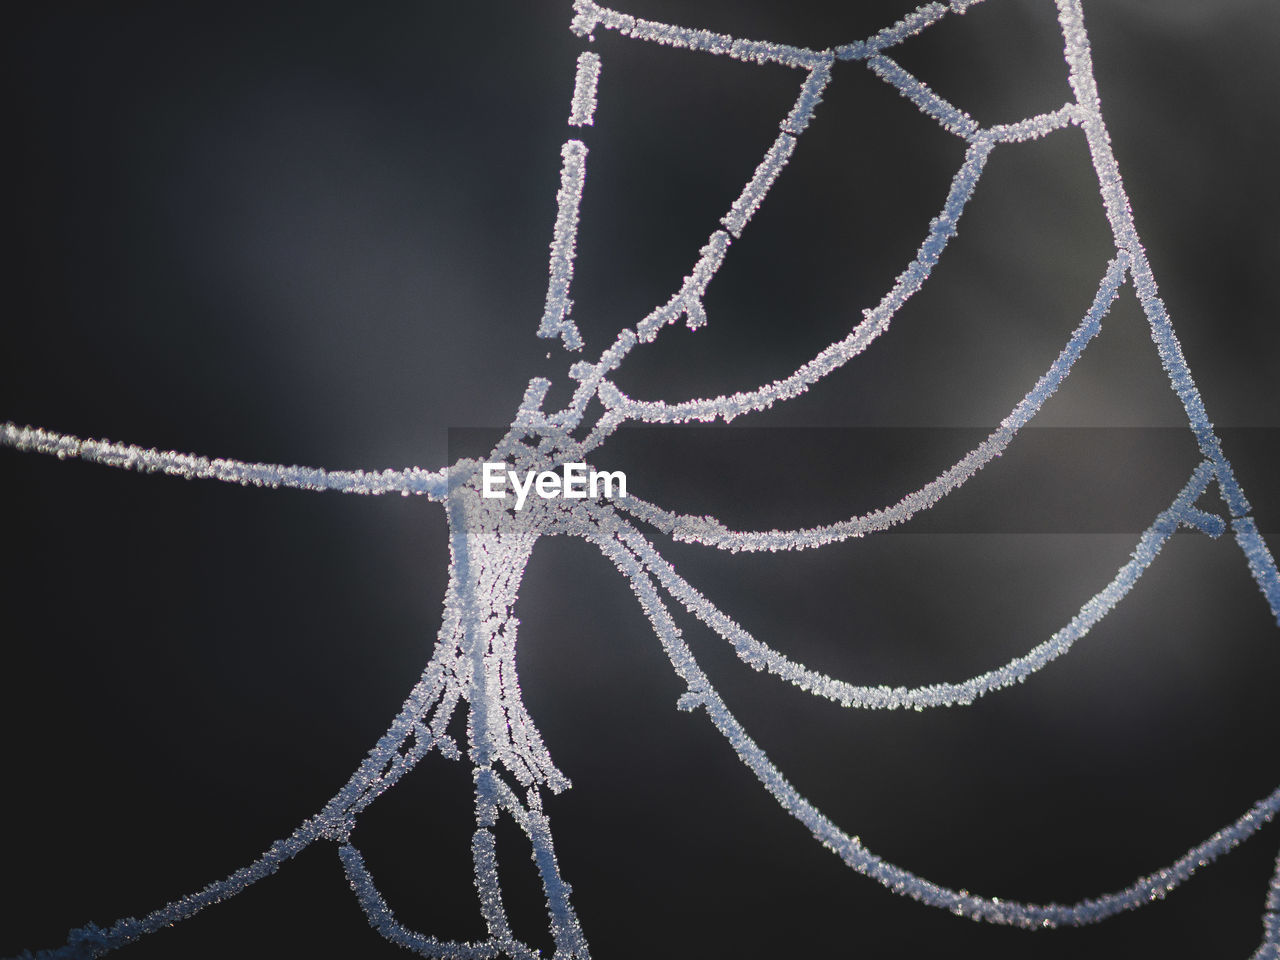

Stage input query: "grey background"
[{"left": 2, "top": 1, "right": 1278, "bottom": 958}]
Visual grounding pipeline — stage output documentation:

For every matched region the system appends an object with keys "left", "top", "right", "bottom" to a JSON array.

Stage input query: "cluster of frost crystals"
[
  {"left": 633, "top": 230, "right": 729, "bottom": 341},
  {"left": 619, "top": 461, "right": 1228, "bottom": 710},
  {"left": 570, "top": 0, "right": 827, "bottom": 69},
  {"left": 780, "top": 56, "right": 832, "bottom": 135},
  {"left": 623, "top": 253, "right": 1126, "bottom": 550},
  {"left": 721, "top": 133, "right": 797, "bottom": 237},
  {"left": 567, "top": 52, "right": 601, "bottom": 126},
  {"left": 867, "top": 54, "right": 978, "bottom": 137},
  {"left": 4, "top": 0, "right": 1278, "bottom": 957},
  {"left": 0, "top": 422, "right": 448, "bottom": 499},
  {"left": 1256, "top": 850, "right": 1280, "bottom": 960},
  {"left": 539, "top": 140, "right": 590, "bottom": 351},
  {"left": 580, "top": 497, "right": 1280, "bottom": 931}
]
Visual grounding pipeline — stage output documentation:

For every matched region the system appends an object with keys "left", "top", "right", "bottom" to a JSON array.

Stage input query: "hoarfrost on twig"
[{"left": 3, "top": 0, "right": 1277, "bottom": 957}]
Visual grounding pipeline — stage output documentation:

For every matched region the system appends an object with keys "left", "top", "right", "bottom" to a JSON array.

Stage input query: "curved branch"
[
  {"left": 605, "top": 460, "right": 1216, "bottom": 710},
  {"left": 548, "top": 2, "right": 995, "bottom": 444},
  {"left": 339, "top": 841, "right": 520, "bottom": 960},
  {"left": 620, "top": 255, "right": 1127, "bottom": 550},
  {"left": 599, "top": 138, "right": 995, "bottom": 426},
  {"left": 36, "top": 817, "right": 330, "bottom": 958},
  {"left": 584, "top": 510, "right": 1280, "bottom": 930}
]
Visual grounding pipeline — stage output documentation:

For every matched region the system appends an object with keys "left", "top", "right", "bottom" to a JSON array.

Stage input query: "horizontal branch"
[{"left": 1, "top": 422, "right": 448, "bottom": 500}]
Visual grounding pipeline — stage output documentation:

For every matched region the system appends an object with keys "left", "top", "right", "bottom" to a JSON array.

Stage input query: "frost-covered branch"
[
  {"left": 584, "top": 506, "right": 1280, "bottom": 930},
  {"left": 340, "top": 841, "right": 520, "bottom": 960},
  {"left": 1255, "top": 849, "right": 1280, "bottom": 960},
  {"left": 836, "top": 1, "right": 988, "bottom": 62},
  {"left": 620, "top": 255, "right": 1127, "bottom": 549},
  {"left": 866, "top": 54, "right": 978, "bottom": 139},
  {"left": 603, "top": 461, "right": 1219, "bottom": 710},
  {"left": 594, "top": 137, "right": 993, "bottom": 426},
  {"left": 570, "top": 0, "right": 827, "bottom": 70},
  {"left": 544, "top": 0, "right": 985, "bottom": 440},
  {"left": 1, "top": 422, "right": 448, "bottom": 500},
  {"left": 1056, "top": 0, "right": 1280, "bottom": 625}
]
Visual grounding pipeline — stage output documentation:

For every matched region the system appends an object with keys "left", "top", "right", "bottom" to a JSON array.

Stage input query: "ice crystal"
[{"left": 2, "top": 1, "right": 1277, "bottom": 957}]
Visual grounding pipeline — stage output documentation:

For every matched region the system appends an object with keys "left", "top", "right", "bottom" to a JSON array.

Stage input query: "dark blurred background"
[{"left": 2, "top": 1, "right": 1277, "bottom": 958}]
